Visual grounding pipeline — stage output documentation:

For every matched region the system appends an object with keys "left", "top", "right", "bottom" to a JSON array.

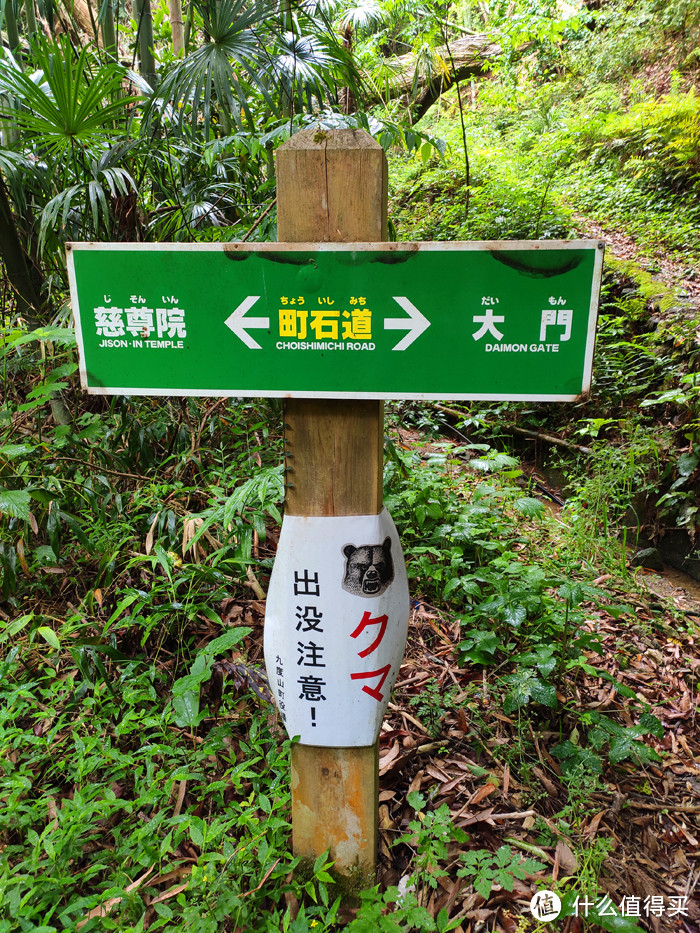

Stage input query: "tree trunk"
[
  {"left": 5, "top": 1, "right": 22, "bottom": 54},
  {"left": 60, "top": 0, "right": 98, "bottom": 41},
  {"left": 169, "top": 0, "right": 184, "bottom": 56},
  {"left": 0, "top": 174, "right": 45, "bottom": 327},
  {"left": 24, "top": 0, "right": 39, "bottom": 39},
  {"left": 101, "top": 0, "right": 117, "bottom": 60},
  {"left": 134, "top": 0, "right": 157, "bottom": 88},
  {"left": 183, "top": 0, "right": 194, "bottom": 54},
  {"left": 1, "top": 4, "right": 21, "bottom": 144},
  {"left": 364, "top": 34, "right": 511, "bottom": 121}
]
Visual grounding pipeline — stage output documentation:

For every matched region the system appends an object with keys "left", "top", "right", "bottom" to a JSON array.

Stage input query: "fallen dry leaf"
[{"left": 555, "top": 839, "right": 578, "bottom": 876}]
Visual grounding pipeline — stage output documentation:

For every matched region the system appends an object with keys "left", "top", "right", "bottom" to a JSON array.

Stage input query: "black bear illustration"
[{"left": 341, "top": 537, "right": 394, "bottom": 597}]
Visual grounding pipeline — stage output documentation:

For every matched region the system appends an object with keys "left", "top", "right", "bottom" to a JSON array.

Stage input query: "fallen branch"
[
  {"left": 240, "top": 858, "right": 281, "bottom": 898},
  {"left": 627, "top": 799, "right": 700, "bottom": 814},
  {"left": 506, "top": 424, "right": 592, "bottom": 456},
  {"left": 245, "top": 565, "right": 267, "bottom": 600},
  {"left": 432, "top": 403, "right": 592, "bottom": 455},
  {"left": 242, "top": 198, "right": 277, "bottom": 243},
  {"left": 490, "top": 809, "right": 537, "bottom": 820},
  {"left": 50, "top": 456, "right": 150, "bottom": 481}
]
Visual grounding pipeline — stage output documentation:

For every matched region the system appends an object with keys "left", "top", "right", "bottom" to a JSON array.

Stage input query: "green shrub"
[{"left": 582, "top": 88, "right": 700, "bottom": 194}]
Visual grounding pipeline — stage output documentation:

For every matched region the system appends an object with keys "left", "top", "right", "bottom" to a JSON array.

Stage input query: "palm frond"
[
  {"left": 271, "top": 30, "right": 335, "bottom": 110},
  {"left": 299, "top": 0, "right": 341, "bottom": 14},
  {"left": 338, "top": 0, "right": 386, "bottom": 32},
  {"left": 155, "top": 1, "right": 275, "bottom": 139},
  {"left": 0, "top": 37, "right": 140, "bottom": 168},
  {"left": 0, "top": 149, "right": 43, "bottom": 212}
]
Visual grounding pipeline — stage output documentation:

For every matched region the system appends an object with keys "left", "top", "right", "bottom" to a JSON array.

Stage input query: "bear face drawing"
[{"left": 342, "top": 537, "right": 394, "bottom": 598}]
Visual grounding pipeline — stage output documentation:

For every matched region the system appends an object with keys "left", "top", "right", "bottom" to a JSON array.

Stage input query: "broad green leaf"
[
  {"left": 529, "top": 678, "right": 557, "bottom": 708},
  {"left": 197, "top": 604, "right": 223, "bottom": 625},
  {"left": 107, "top": 592, "right": 142, "bottom": 626},
  {"left": 557, "top": 581, "right": 584, "bottom": 605},
  {"left": 0, "top": 488, "right": 31, "bottom": 521},
  {"left": 677, "top": 451, "right": 699, "bottom": 476},
  {"left": 173, "top": 672, "right": 207, "bottom": 696},
  {"left": 7, "top": 614, "right": 34, "bottom": 638},
  {"left": 189, "top": 653, "right": 211, "bottom": 678},
  {"left": 26, "top": 381, "right": 71, "bottom": 400},
  {"left": 28, "top": 489, "right": 58, "bottom": 505},
  {"left": 0, "top": 646, "right": 19, "bottom": 679},
  {"left": 189, "top": 817, "right": 205, "bottom": 848},
  {"left": 515, "top": 496, "right": 545, "bottom": 517},
  {"left": 37, "top": 626, "right": 60, "bottom": 649},
  {"left": 443, "top": 577, "right": 462, "bottom": 597},
  {"left": 33, "top": 545, "right": 57, "bottom": 565},
  {"left": 173, "top": 690, "right": 201, "bottom": 728},
  {"left": 609, "top": 734, "right": 662, "bottom": 765},
  {"left": 459, "top": 630, "right": 500, "bottom": 665},
  {"left": 638, "top": 712, "right": 664, "bottom": 738},
  {"left": 0, "top": 444, "right": 34, "bottom": 459},
  {"left": 73, "top": 638, "right": 139, "bottom": 662},
  {"left": 502, "top": 603, "right": 526, "bottom": 628},
  {"left": 503, "top": 670, "right": 557, "bottom": 712},
  {"left": 598, "top": 671, "right": 637, "bottom": 698},
  {"left": 201, "top": 626, "right": 251, "bottom": 658},
  {"left": 4, "top": 326, "right": 76, "bottom": 349},
  {"left": 60, "top": 511, "right": 92, "bottom": 551},
  {"left": 517, "top": 646, "right": 557, "bottom": 676},
  {"left": 154, "top": 543, "right": 172, "bottom": 582}
]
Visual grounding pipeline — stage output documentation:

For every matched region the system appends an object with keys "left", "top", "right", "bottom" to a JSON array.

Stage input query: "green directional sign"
[{"left": 67, "top": 240, "right": 603, "bottom": 401}]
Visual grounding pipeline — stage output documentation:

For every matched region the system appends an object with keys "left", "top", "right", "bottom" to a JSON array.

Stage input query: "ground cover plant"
[
  {"left": 1, "top": 383, "right": 697, "bottom": 930},
  {"left": 2, "top": 0, "right": 700, "bottom": 929},
  {"left": 387, "top": 0, "right": 700, "bottom": 262}
]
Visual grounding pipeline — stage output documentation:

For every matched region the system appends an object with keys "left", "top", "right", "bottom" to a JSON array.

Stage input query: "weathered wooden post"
[{"left": 273, "top": 128, "right": 391, "bottom": 875}]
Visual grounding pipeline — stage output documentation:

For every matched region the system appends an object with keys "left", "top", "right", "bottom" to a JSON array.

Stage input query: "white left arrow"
[
  {"left": 224, "top": 296, "right": 269, "bottom": 349},
  {"left": 384, "top": 296, "right": 431, "bottom": 351}
]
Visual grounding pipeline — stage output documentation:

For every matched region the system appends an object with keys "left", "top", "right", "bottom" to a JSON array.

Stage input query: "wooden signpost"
[
  {"left": 276, "top": 128, "right": 390, "bottom": 874},
  {"left": 67, "top": 127, "right": 603, "bottom": 881}
]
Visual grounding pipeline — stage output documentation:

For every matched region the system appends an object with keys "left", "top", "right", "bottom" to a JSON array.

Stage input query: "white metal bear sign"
[{"left": 263, "top": 510, "right": 410, "bottom": 747}]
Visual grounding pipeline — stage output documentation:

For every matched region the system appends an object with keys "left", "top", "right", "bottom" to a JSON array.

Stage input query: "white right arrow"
[
  {"left": 384, "top": 296, "right": 431, "bottom": 351},
  {"left": 224, "top": 296, "right": 269, "bottom": 350}
]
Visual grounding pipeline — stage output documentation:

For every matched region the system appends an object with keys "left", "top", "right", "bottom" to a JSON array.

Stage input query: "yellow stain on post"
[{"left": 290, "top": 744, "right": 378, "bottom": 870}]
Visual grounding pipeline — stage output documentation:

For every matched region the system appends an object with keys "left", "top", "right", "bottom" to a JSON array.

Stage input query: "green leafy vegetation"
[
  {"left": 457, "top": 846, "right": 546, "bottom": 901},
  {"left": 1, "top": 0, "right": 699, "bottom": 927}
]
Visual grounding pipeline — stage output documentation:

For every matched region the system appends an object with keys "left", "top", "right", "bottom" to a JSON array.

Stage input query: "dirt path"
[{"left": 576, "top": 216, "right": 700, "bottom": 311}]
